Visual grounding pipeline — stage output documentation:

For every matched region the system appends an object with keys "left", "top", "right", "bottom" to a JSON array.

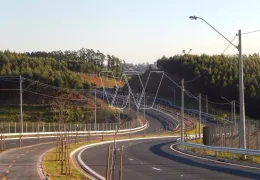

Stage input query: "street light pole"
[
  {"left": 189, "top": 16, "right": 246, "bottom": 151},
  {"left": 94, "top": 88, "right": 97, "bottom": 131},
  {"left": 20, "top": 75, "right": 23, "bottom": 133},
  {"left": 199, "top": 93, "right": 202, "bottom": 139},
  {"left": 181, "top": 79, "right": 184, "bottom": 142},
  {"left": 238, "top": 30, "right": 246, "bottom": 150}
]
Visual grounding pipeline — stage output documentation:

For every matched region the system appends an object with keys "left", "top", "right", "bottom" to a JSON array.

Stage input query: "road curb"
[{"left": 72, "top": 136, "right": 179, "bottom": 180}]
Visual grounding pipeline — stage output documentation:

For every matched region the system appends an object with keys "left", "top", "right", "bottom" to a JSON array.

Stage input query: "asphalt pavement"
[
  {"left": 0, "top": 108, "right": 171, "bottom": 180},
  {"left": 79, "top": 138, "right": 260, "bottom": 180}
]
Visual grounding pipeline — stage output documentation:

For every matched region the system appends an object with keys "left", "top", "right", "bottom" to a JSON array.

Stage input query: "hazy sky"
[{"left": 1, "top": 0, "right": 260, "bottom": 64}]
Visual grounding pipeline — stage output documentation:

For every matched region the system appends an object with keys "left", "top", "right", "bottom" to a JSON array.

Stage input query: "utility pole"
[
  {"left": 137, "top": 93, "right": 139, "bottom": 120},
  {"left": 199, "top": 93, "right": 201, "bottom": 139},
  {"left": 94, "top": 88, "right": 97, "bottom": 131},
  {"left": 231, "top": 100, "right": 233, "bottom": 124},
  {"left": 238, "top": 29, "right": 246, "bottom": 151},
  {"left": 181, "top": 79, "right": 184, "bottom": 142},
  {"left": 20, "top": 75, "right": 23, "bottom": 133},
  {"left": 143, "top": 92, "right": 145, "bottom": 120},
  {"left": 233, "top": 101, "right": 236, "bottom": 125},
  {"left": 174, "top": 88, "right": 176, "bottom": 106},
  {"left": 206, "top": 95, "right": 208, "bottom": 117}
]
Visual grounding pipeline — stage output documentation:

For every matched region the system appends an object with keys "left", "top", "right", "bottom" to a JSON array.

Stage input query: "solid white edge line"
[
  {"left": 72, "top": 136, "right": 179, "bottom": 180},
  {"left": 170, "top": 143, "right": 260, "bottom": 170}
]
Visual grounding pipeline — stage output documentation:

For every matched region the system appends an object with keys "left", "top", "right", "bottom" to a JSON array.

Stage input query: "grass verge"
[{"left": 182, "top": 139, "right": 260, "bottom": 164}]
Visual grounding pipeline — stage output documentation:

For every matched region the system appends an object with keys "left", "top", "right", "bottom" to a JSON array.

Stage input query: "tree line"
[
  {"left": 26, "top": 48, "right": 125, "bottom": 76},
  {"left": 157, "top": 54, "right": 260, "bottom": 118},
  {"left": 0, "top": 49, "right": 125, "bottom": 89}
]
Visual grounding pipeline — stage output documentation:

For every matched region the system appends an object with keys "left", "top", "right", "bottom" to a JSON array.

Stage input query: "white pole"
[
  {"left": 181, "top": 79, "right": 184, "bottom": 142},
  {"left": 94, "top": 88, "right": 97, "bottom": 131},
  {"left": 238, "top": 29, "right": 246, "bottom": 150},
  {"left": 143, "top": 93, "right": 145, "bottom": 120},
  {"left": 20, "top": 75, "right": 23, "bottom": 133},
  {"left": 199, "top": 93, "right": 201, "bottom": 139}
]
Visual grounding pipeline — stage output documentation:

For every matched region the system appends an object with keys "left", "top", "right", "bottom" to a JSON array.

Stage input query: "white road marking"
[
  {"left": 128, "top": 158, "right": 133, "bottom": 161},
  {"left": 152, "top": 167, "right": 161, "bottom": 171},
  {"left": 11, "top": 143, "right": 16, "bottom": 144},
  {"left": 75, "top": 136, "right": 177, "bottom": 180}
]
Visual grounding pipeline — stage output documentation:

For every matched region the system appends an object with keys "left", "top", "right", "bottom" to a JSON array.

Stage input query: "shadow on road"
[{"left": 149, "top": 141, "right": 260, "bottom": 180}]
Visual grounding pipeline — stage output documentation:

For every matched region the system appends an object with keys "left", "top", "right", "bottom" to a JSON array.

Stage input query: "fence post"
[
  {"left": 15, "top": 122, "right": 16, "bottom": 133},
  {"left": 247, "top": 121, "right": 250, "bottom": 149},
  {"left": 49, "top": 123, "right": 50, "bottom": 132},
  {"left": 26, "top": 122, "right": 28, "bottom": 133},
  {"left": 8, "top": 122, "right": 10, "bottom": 134},
  {"left": 256, "top": 121, "right": 259, "bottom": 150},
  {"left": 1, "top": 134, "right": 2, "bottom": 151},
  {"left": 19, "top": 135, "right": 22, "bottom": 147}
]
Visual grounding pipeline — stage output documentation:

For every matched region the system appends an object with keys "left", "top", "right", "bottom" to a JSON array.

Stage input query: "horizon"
[{"left": 1, "top": 0, "right": 260, "bottom": 64}]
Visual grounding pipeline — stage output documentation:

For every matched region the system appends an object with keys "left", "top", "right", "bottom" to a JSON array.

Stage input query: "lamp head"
[{"left": 189, "top": 16, "right": 198, "bottom": 20}]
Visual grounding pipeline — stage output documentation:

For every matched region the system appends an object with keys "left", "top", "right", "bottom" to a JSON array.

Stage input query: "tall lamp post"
[{"left": 189, "top": 16, "right": 246, "bottom": 151}]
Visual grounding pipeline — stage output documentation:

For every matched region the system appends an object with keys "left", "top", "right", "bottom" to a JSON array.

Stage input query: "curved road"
[
  {"left": 0, "top": 108, "right": 174, "bottom": 180},
  {"left": 79, "top": 138, "right": 260, "bottom": 180}
]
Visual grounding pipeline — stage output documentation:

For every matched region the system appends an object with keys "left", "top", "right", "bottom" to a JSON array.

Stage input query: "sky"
[{"left": 1, "top": 0, "right": 260, "bottom": 64}]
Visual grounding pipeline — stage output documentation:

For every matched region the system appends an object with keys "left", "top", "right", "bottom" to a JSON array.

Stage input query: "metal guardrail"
[
  {"left": 178, "top": 139, "right": 260, "bottom": 161},
  {"left": 1, "top": 123, "right": 148, "bottom": 138}
]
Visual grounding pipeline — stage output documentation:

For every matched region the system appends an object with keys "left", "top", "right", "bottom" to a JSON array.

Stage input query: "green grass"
[
  {"left": 0, "top": 104, "right": 54, "bottom": 122},
  {"left": 42, "top": 130, "right": 192, "bottom": 180},
  {"left": 183, "top": 139, "right": 260, "bottom": 164},
  {"left": 43, "top": 139, "right": 103, "bottom": 180}
]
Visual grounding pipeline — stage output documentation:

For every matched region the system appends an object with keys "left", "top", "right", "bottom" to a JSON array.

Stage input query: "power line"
[
  {"left": 164, "top": 73, "right": 182, "bottom": 88},
  {"left": 221, "top": 34, "right": 237, "bottom": 55},
  {"left": 242, "top": 29, "right": 260, "bottom": 35},
  {"left": 184, "top": 71, "right": 207, "bottom": 83}
]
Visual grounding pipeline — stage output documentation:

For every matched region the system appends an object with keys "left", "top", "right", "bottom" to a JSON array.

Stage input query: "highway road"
[
  {"left": 1, "top": 107, "right": 176, "bottom": 151},
  {"left": 0, "top": 108, "right": 175, "bottom": 180},
  {"left": 79, "top": 138, "right": 260, "bottom": 180}
]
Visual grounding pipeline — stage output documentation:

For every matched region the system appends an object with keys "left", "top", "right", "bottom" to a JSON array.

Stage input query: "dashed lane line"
[{"left": 152, "top": 167, "right": 161, "bottom": 171}]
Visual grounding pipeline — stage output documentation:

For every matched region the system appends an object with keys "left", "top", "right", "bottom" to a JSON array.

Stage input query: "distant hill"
[{"left": 156, "top": 54, "right": 260, "bottom": 118}]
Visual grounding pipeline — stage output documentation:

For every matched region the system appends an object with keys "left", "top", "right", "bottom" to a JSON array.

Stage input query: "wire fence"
[
  {"left": 206, "top": 119, "right": 260, "bottom": 150},
  {"left": 0, "top": 118, "right": 142, "bottom": 134}
]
